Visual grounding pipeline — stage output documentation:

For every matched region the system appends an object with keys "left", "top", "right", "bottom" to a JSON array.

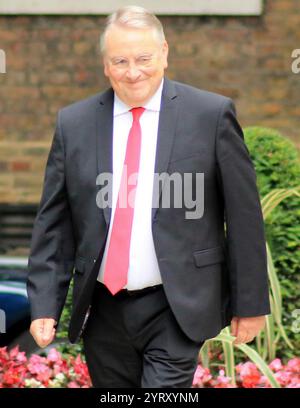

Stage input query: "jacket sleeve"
[
  {"left": 216, "top": 98, "right": 271, "bottom": 317},
  {"left": 27, "top": 110, "right": 75, "bottom": 323}
]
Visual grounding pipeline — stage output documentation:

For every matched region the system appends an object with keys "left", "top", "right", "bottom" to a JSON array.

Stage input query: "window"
[{"left": 0, "top": 0, "right": 263, "bottom": 16}]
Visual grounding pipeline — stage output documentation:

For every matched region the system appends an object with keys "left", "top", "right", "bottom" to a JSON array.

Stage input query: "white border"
[{"left": 0, "top": 0, "right": 263, "bottom": 16}]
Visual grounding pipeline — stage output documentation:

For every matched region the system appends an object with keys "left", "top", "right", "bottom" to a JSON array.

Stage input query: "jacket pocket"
[
  {"left": 193, "top": 246, "right": 225, "bottom": 268},
  {"left": 74, "top": 256, "right": 86, "bottom": 274}
]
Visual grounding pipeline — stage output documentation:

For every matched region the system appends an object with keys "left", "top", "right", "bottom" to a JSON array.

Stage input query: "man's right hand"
[{"left": 30, "top": 318, "right": 57, "bottom": 348}]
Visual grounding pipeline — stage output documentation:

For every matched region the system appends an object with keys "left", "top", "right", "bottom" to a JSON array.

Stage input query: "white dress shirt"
[{"left": 97, "top": 79, "right": 164, "bottom": 290}]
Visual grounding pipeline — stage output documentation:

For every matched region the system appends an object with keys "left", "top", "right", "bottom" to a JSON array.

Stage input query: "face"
[{"left": 102, "top": 25, "right": 168, "bottom": 107}]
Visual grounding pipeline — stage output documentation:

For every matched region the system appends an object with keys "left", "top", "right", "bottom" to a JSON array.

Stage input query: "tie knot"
[{"left": 130, "top": 107, "right": 145, "bottom": 121}]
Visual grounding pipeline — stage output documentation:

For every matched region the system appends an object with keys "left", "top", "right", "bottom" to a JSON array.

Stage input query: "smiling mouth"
[{"left": 127, "top": 80, "right": 145, "bottom": 86}]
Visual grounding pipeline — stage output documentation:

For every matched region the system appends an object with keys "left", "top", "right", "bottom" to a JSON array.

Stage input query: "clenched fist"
[
  {"left": 30, "top": 318, "right": 57, "bottom": 348},
  {"left": 230, "top": 315, "right": 266, "bottom": 345}
]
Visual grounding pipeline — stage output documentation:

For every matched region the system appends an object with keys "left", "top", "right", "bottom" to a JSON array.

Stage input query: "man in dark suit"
[{"left": 27, "top": 6, "right": 271, "bottom": 388}]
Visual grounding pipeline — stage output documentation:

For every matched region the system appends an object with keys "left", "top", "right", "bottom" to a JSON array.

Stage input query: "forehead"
[{"left": 104, "top": 25, "right": 161, "bottom": 55}]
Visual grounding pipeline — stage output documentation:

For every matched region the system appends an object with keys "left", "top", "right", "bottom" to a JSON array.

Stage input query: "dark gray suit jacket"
[{"left": 27, "top": 77, "right": 271, "bottom": 343}]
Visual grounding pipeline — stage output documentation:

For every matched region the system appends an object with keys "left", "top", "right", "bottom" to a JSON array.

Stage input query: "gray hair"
[{"left": 100, "top": 5, "right": 166, "bottom": 54}]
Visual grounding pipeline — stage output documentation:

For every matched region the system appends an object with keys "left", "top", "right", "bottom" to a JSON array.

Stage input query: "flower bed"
[
  {"left": 0, "top": 346, "right": 299, "bottom": 388},
  {"left": 193, "top": 358, "right": 300, "bottom": 388},
  {"left": 0, "top": 346, "right": 91, "bottom": 388}
]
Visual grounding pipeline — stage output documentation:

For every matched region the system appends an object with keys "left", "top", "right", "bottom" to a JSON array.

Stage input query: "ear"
[
  {"left": 162, "top": 41, "right": 169, "bottom": 69},
  {"left": 103, "top": 58, "right": 109, "bottom": 77}
]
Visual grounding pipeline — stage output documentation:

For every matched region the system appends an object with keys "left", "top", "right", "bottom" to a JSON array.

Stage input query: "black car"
[
  {"left": 0, "top": 256, "right": 68, "bottom": 354},
  {"left": 0, "top": 256, "right": 31, "bottom": 345}
]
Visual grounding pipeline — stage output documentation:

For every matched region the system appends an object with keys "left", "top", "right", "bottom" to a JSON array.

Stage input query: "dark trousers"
[{"left": 82, "top": 282, "right": 204, "bottom": 388}]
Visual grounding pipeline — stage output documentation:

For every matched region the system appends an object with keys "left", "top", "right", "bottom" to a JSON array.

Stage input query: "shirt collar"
[{"left": 113, "top": 77, "right": 164, "bottom": 117}]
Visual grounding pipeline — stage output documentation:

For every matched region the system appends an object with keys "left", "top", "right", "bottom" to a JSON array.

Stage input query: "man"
[{"left": 27, "top": 6, "right": 271, "bottom": 388}]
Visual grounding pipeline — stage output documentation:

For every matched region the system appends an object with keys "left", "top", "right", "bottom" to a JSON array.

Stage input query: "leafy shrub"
[{"left": 244, "top": 127, "right": 300, "bottom": 359}]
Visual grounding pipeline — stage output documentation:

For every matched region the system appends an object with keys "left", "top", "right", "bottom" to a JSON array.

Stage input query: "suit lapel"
[
  {"left": 95, "top": 87, "right": 114, "bottom": 225},
  {"left": 152, "top": 78, "right": 179, "bottom": 221}
]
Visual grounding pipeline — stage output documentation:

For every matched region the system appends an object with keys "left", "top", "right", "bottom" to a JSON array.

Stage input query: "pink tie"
[{"left": 103, "top": 107, "right": 145, "bottom": 295}]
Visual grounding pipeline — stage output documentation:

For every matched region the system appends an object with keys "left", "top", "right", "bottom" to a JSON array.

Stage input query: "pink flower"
[
  {"left": 236, "top": 362, "right": 261, "bottom": 388},
  {"left": 68, "top": 381, "right": 80, "bottom": 388},
  {"left": 28, "top": 354, "right": 47, "bottom": 366},
  {"left": 269, "top": 358, "right": 283, "bottom": 372},
  {"left": 287, "top": 381, "right": 300, "bottom": 388},
  {"left": 53, "top": 360, "right": 69, "bottom": 376},
  {"left": 287, "top": 358, "right": 300, "bottom": 373},
  {"left": 274, "top": 370, "right": 292, "bottom": 386},
  {"left": 9, "top": 346, "right": 21, "bottom": 360},
  {"left": 236, "top": 362, "right": 258, "bottom": 377},
  {"left": 192, "top": 365, "right": 212, "bottom": 387},
  {"left": 215, "top": 369, "right": 236, "bottom": 388},
  {"left": 47, "top": 348, "right": 62, "bottom": 364},
  {"left": 215, "top": 382, "right": 237, "bottom": 388},
  {"left": 8, "top": 347, "right": 27, "bottom": 364},
  {"left": 27, "top": 361, "right": 47, "bottom": 375},
  {"left": 71, "top": 355, "right": 91, "bottom": 386},
  {"left": 259, "top": 375, "right": 272, "bottom": 388}
]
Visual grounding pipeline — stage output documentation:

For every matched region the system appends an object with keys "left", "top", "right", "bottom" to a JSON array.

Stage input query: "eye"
[
  {"left": 137, "top": 54, "right": 152, "bottom": 64},
  {"left": 112, "top": 59, "right": 127, "bottom": 65},
  {"left": 138, "top": 56, "right": 152, "bottom": 63}
]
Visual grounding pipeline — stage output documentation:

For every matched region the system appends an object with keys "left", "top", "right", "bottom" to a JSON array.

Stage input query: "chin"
[{"left": 130, "top": 93, "right": 150, "bottom": 103}]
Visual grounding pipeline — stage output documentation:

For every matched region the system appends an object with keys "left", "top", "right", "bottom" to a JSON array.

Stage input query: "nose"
[{"left": 125, "top": 63, "right": 141, "bottom": 81}]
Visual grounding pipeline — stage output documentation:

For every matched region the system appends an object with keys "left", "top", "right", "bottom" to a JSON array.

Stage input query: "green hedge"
[{"left": 244, "top": 127, "right": 300, "bottom": 360}]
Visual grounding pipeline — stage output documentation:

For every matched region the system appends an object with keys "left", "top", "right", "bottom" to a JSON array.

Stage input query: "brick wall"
[{"left": 0, "top": 0, "right": 299, "bottom": 204}]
